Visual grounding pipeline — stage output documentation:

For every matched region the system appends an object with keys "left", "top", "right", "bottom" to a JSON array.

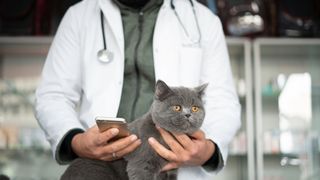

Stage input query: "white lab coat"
[{"left": 35, "top": 0, "right": 241, "bottom": 179}]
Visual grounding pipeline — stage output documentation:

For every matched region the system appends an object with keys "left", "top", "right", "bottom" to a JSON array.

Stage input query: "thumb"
[
  {"left": 101, "top": 128, "right": 119, "bottom": 142},
  {"left": 161, "top": 162, "right": 179, "bottom": 172},
  {"left": 189, "top": 130, "right": 205, "bottom": 140}
]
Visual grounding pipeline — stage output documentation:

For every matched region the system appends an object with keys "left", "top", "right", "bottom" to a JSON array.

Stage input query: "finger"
[
  {"left": 113, "top": 139, "right": 142, "bottom": 158},
  {"left": 100, "top": 139, "right": 142, "bottom": 161},
  {"left": 157, "top": 127, "right": 184, "bottom": 154},
  {"left": 90, "top": 125, "right": 100, "bottom": 133},
  {"left": 172, "top": 133, "right": 193, "bottom": 151},
  {"left": 161, "top": 162, "right": 179, "bottom": 172},
  {"left": 148, "top": 137, "right": 178, "bottom": 162},
  {"left": 189, "top": 130, "right": 205, "bottom": 140},
  {"left": 100, "top": 153, "right": 120, "bottom": 161},
  {"left": 101, "top": 134, "right": 138, "bottom": 155},
  {"left": 94, "top": 128, "right": 119, "bottom": 145}
]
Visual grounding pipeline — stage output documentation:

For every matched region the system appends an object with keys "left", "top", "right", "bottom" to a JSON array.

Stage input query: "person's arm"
[
  {"left": 58, "top": 129, "right": 84, "bottom": 162},
  {"left": 199, "top": 9, "right": 241, "bottom": 172},
  {"left": 147, "top": 6, "right": 240, "bottom": 173},
  {"left": 202, "top": 142, "right": 224, "bottom": 171},
  {"left": 35, "top": 6, "right": 85, "bottom": 164},
  {"left": 35, "top": 4, "right": 142, "bottom": 164},
  {"left": 148, "top": 128, "right": 215, "bottom": 171}
]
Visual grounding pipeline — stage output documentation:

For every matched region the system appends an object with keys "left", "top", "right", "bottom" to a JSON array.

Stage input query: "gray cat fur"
[{"left": 124, "top": 80, "right": 207, "bottom": 180}]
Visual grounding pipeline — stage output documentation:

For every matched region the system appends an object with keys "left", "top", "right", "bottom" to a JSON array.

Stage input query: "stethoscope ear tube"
[
  {"left": 170, "top": 0, "right": 201, "bottom": 46},
  {"left": 171, "top": 0, "right": 194, "bottom": 9}
]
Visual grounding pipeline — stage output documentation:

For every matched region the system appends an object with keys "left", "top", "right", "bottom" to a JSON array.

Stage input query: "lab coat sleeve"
[
  {"left": 199, "top": 12, "right": 241, "bottom": 173},
  {"left": 34, "top": 6, "right": 84, "bottom": 164}
]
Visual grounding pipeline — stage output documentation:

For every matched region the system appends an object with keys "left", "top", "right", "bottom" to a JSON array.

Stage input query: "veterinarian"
[{"left": 35, "top": 0, "right": 241, "bottom": 179}]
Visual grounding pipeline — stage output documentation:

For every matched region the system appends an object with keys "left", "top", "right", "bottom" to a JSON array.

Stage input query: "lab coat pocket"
[{"left": 179, "top": 46, "right": 203, "bottom": 87}]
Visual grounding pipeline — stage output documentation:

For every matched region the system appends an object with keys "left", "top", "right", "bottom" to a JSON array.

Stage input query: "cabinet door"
[
  {"left": 214, "top": 38, "right": 255, "bottom": 180},
  {"left": 254, "top": 38, "right": 320, "bottom": 180}
]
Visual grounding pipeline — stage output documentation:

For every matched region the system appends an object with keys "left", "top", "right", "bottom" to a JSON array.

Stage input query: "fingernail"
[
  {"left": 111, "top": 128, "right": 119, "bottom": 135},
  {"left": 155, "top": 125, "right": 160, "bottom": 129},
  {"left": 130, "top": 135, "right": 137, "bottom": 141},
  {"left": 148, "top": 137, "right": 155, "bottom": 144}
]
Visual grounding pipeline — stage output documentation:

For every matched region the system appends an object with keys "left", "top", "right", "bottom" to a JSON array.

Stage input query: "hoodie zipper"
[{"left": 130, "top": 11, "right": 144, "bottom": 120}]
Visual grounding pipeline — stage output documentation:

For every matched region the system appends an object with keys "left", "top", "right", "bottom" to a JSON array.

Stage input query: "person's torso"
[
  {"left": 63, "top": 0, "right": 220, "bottom": 179},
  {"left": 72, "top": 0, "right": 211, "bottom": 128},
  {"left": 115, "top": 0, "right": 163, "bottom": 122}
]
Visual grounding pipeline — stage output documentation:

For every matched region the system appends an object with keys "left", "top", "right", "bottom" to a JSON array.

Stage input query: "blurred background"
[{"left": 0, "top": 0, "right": 320, "bottom": 179}]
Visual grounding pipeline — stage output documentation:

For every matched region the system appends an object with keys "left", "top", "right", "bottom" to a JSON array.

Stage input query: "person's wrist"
[
  {"left": 204, "top": 139, "right": 215, "bottom": 164},
  {"left": 202, "top": 140, "right": 223, "bottom": 171},
  {"left": 71, "top": 133, "right": 83, "bottom": 157}
]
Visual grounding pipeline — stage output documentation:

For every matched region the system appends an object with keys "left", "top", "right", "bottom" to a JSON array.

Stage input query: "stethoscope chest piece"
[{"left": 98, "top": 49, "right": 114, "bottom": 63}]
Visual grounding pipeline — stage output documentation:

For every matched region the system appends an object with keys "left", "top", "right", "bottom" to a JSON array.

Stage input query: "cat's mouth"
[
  {"left": 172, "top": 117, "right": 190, "bottom": 125},
  {"left": 170, "top": 117, "right": 193, "bottom": 132}
]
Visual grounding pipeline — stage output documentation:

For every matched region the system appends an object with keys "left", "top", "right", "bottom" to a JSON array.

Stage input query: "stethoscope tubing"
[
  {"left": 98, "top": 0, "right": 201, "bottom": 63},
  {"left": 100, "top": 10, "right": 107, "bottom": 51}
]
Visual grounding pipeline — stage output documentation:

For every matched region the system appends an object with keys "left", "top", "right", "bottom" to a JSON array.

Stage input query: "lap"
[{"left": 61, "top": 158, "right": 128, "bottom": 180}]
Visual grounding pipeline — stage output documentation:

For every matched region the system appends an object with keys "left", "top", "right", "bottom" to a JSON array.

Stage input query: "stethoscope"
[{"left": 97, "top": 0, "right": 202, "bottom": 63}]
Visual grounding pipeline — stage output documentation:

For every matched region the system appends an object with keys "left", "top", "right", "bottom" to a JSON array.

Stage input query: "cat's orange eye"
[
  {"left": 173, "top": 105, "right": 182, "bottom": 112},
  {"left": 191, "top": 106, "right": 199, "bottom": 112}
]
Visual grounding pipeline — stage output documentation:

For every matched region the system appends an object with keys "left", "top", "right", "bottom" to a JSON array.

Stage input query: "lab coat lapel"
[
  {"left": 98, "top": 0, "right": 124, "bottom": 56},
  {"left": 153, "top": 0, "right": 182, "bottom": 87}
]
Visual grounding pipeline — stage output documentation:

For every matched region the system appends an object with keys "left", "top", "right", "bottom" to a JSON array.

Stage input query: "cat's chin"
[{"left": 164, "top": 123, "right": 196, "bottom": 134}]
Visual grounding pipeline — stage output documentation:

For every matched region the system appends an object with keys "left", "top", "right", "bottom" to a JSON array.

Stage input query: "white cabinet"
[{"left": 253, "top": 38, "right": 320, "bottom": 180}]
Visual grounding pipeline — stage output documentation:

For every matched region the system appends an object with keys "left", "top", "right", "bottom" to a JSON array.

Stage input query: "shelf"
[
  {"left": 226, "top": 37, "right": 251, "bottom": 45},
  {"left": 0, "top": 36, "right": 251, "bottom": 54},
  {"left": 228, "top": 153, "right": 248, "bottom": 157},
  {"left": 0, "top": 36, "right": 248, "bottom": 44},
  {"left": 0, "top": 36, "right": 53, "bottom": 44},
  {"left": 0, "top": 36, "right": 53, "bottom": 55},
  {"left": 1, "top": 36, "right": 319, "bottom": 45},
  {"left": 0, "top": 36, "right": 250, "bottom": 44},
  {"left": 0, "top": 36, "right": 251, "bottom": 57},
  {"left": 254, "top": 37, "right": 320, "bottom": 45}
]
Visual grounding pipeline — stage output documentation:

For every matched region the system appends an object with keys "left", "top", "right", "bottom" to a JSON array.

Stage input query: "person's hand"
[
  {"left": 71, "top": 125, "right": 141, "bottom": 161},
  {"left": 148, "top": 126, "right": 215, "bottom": 171}
]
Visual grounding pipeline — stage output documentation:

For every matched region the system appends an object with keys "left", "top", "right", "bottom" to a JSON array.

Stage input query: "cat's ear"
[
  {"left": 155, "top": 80, "right": 174, "bottom": 101},
  {"left": 195, "top": 83, "right": 208, "bottom": 98}
]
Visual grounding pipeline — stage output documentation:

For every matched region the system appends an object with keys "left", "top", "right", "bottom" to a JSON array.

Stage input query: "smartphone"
[{"left": 95, "top": 117, "right": 130, "bottom": 140}]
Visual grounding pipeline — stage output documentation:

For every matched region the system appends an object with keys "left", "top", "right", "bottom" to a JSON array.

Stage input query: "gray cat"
[
  {"left": 61, "top": 80, "right": 207, "bottom": 180},
  {"left": 124, "top": 80, "right": 207, "bottom": 180}
]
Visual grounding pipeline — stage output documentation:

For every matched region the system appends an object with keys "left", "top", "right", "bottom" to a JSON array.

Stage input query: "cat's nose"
[{"left": 185, "top": 114, "right": 191, "bottom": 118}]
